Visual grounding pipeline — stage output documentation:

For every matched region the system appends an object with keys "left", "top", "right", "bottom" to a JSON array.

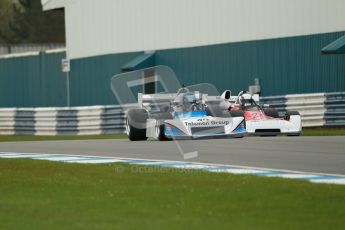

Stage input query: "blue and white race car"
[{"left": 125, "top": 86, "right": 246, "bottom": 141}]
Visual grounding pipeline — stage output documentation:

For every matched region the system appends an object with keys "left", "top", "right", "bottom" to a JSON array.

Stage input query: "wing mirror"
[{"left": 221, "top": 90, "right": 231, "bottom": 100}]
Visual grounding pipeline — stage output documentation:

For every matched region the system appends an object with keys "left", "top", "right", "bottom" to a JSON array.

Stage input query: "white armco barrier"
[
  {"left": 286, "top": 93, "right": 326, "bottom": 127},
  {"left": 261, "top": 92, "right": 345, "bottom": 127},
  {"left": 0, "top": 92, "right": 344, "bottom": 136},
  {"left": 0, "top": 105, "right": 128, "bottom": 136}
]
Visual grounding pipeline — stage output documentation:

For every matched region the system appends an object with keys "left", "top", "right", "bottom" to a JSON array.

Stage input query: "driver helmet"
[
  {"left": 239, "top": 93, "right": 254, "bottom": 106},
  {"left": 173, "top": 92, "right": 196, "bottom": 111},
  {"left": 176, "top": 85, "right": 190, "bottom": 95}
]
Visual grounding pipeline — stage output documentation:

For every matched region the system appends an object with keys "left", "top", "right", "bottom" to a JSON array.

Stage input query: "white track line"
[
  {"left": 1, "top": 151, "right": 344, "bottom": 177},
  {"left": 1, "top": 151, "right": 345, "bottom": 185}
]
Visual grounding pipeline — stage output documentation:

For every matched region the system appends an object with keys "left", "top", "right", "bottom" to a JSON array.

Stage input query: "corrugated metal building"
[
  {"left": 1, "top": 0, "right": 344, "bottom": 107},
  {"left": 43, "top": 0, "right": 345, "bottom": 60}
]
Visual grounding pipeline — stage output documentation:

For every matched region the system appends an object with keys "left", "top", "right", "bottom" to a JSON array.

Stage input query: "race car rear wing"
[
  {"left": 138, "top": 93, "right": 176, "bottom": 108},
  {"left": 138, "top": 92, "right": 223, "bottom": 108},
  {"left": 138, "top": 92, "right": 260, "bottom": 109}
]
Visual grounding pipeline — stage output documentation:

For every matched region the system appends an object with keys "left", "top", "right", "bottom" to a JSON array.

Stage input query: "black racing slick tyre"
[
  {"left": 263, "top": 108, "right": 279, "bottom": 118},
  {"left": 126, "top": 109, "right": 148, "bottom": 141},
  {"left": 229, "top": 110, "right": 244, "bottom": 118},
  {"left": 285, "top": 111, "right": 301, "bottom": 136},
  {"left": 284, "top": 111, "right": 300, "bottom": 120}
]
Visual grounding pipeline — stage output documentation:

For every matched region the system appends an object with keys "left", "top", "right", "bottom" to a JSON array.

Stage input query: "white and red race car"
[{"left": 220, "top": 90, "right": 302, "bottom": 136}]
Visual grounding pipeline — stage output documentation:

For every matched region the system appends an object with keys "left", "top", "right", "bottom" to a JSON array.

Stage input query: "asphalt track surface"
[{"left": 0, "top": 137, "right": 344, "bottom": 175}]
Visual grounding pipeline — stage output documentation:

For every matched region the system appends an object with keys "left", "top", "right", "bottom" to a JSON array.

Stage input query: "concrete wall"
[{"left": 43, "top": 0, "right": 345, "bottom": 59}]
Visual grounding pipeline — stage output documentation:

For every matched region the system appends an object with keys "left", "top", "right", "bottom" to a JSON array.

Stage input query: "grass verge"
[
  {"left": 302, "top": 127, "right": 345, "bottom": 136},
  {"left": 0, "top": 159, "right": 344, "bottom": 230}
]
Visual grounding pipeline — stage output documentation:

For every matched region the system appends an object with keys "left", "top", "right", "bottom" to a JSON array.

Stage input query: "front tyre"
[
  {"left": 126, "top": 109, "right": 148, "bottom": 141},
  {"left": 126, "top": 118, "right": 148, "bottom": 141},
  {"left": 284, "top": 111, "right": 300, "bottom": 120},
  {"left": 285, "top": 111, "right": 301, "bottom": 136}
]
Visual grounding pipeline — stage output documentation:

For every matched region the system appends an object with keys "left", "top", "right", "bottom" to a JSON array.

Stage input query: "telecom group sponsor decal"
[{"left": 184, "top": 118, "right": 230, "bottom": 127}]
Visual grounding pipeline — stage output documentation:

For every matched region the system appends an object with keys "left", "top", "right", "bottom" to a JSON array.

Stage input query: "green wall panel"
[
  {"left": 69, "top": 52, "right": 141, "bottom": 106},
  {"left": 0, "top": 32, "right": 344, "bottom": 107},
  {"left": 41, "top": 52, "right": 68, "bottom": 107},
  {"left": 0, "top": 51, "right": 140, "bottom": 107},
  {"left": 0, "top": 52, "right": 67, "bottom": 107},
  {"left": 156, "top": 32, "right": 345, "bottom": 96}
]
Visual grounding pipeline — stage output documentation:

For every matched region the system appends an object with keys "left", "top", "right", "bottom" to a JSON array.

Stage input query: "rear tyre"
[
  {"left": 285, "top": 111, "right": 301, "bottom": 136},
  {"left": 284, "top": 111, "right": 300, "bottom": 120},
  {"left": 126, "top": 109, "right": 148, "bottom": 141},
  {"left": 287, "top": 133, "right": 301, "bottom": 137},
  {"left": 263, "top": 108, "right": 279, "bottom": 118}
]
